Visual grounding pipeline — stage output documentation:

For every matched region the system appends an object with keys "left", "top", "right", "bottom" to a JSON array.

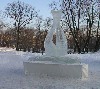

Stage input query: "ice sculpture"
[
  {"left": 24, "top": 10, "right": 88, "bottom": 79},
  {"left": 44, "top": 10, "right": 67, "bottom": 57}
]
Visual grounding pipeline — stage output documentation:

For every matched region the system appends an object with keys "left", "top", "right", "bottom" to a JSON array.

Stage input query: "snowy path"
[{"left": 0, "top": 48, "right": 100, "bottom": 89}]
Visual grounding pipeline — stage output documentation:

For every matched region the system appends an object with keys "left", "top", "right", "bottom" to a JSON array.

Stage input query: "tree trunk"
[{"left": 16, "top": 26, "right": 20, "bottom": 51}]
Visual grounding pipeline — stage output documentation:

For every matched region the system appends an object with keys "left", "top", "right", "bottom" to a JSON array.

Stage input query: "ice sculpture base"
[{"left": 23, "top": 61, "right": 88, "bottom": 79}]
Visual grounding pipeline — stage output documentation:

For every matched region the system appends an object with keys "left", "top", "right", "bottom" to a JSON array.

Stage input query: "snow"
[{"left": 0, "top": 48, "right": 100, "bottom": 89}]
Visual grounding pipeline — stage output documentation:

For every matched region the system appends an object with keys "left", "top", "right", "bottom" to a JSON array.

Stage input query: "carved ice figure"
[
  {"left": 44, "top": 10, "right": 67, "bottom": 57},
  {"left": 24, "top": 10, "right": 88, "bottom": 80}
]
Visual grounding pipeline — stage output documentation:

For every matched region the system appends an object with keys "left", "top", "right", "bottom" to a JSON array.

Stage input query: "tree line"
[{"left": 0, "top": 0, "right": 100, "bottom": 54}]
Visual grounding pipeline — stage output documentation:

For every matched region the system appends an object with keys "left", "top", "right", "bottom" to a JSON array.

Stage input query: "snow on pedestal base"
[{"left": 23, "top": 61, "right": 88, "bottom": 79}]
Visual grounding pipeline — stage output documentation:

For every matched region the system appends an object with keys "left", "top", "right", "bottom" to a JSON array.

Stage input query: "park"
[{"left": 0, "top": 0, "right": 100, "bottom": 89}]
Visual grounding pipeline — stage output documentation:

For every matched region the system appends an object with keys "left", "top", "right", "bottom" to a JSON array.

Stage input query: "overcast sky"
[{"left": 0, "top": 0, "right": 60, "bottom": 19}]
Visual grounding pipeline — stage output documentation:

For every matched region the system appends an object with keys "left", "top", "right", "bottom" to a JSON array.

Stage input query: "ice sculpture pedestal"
[{"left": 23, "top": 61, "right": 88, "bottom": 79}]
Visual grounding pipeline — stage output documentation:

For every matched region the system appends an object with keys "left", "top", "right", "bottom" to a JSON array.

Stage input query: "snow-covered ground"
[{"left": 0, "top": 48, "right": 100, "bottom": 89}]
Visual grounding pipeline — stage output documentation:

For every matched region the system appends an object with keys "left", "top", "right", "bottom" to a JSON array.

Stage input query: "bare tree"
[
  {"left": 62, "top": 0, "right": 98, "bottom": 53},
  {"left": 62, "top": 0, "right": 83, "bottom": 53},
  {"left": 35, "top": 16, "right": 43, "bottom": 31},
  {"left": 5, "top": 1, "right": 38, "bottom": 51},
  {"left": 94, "top": 0, "right": 100, "bottom": 51},
  {"left": 43, "top": 17, "right": 52, "bottom": 30}
]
